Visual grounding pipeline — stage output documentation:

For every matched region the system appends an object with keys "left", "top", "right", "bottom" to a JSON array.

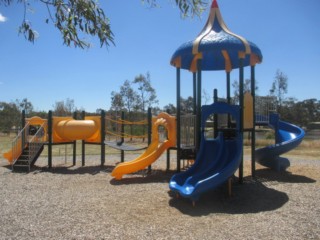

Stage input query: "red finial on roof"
[{"left": 211, "top": 0, "right": 219, "bottom": 8}]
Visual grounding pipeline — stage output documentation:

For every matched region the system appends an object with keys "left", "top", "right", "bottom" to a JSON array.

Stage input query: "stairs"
[{"left": 12, "top": 145, "right": 44, "bottom": 172}]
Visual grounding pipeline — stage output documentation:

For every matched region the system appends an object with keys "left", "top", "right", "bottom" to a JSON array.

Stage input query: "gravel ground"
[{"left": 0, "top": 153, "right": 319, "bottom": 240}]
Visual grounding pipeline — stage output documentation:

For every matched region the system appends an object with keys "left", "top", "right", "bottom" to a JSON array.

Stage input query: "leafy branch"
[
  {"left": 3, "top": 0, "right": 208, "bottom": 49},
  {"left": 142, "top": 0, "right": 207, "bottom": 17}
]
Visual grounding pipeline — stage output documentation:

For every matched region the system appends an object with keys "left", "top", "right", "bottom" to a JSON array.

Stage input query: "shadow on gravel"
[
  {"left": 110, "top": 169, "right": 175, "bottom": 185},
  {"left": 255, "top": 168, "right": 316, "bottom": 184},
  {"left": 168, "top": 167, "right": 317, "bottom": 216},
  {"left": 34, "top": 165, "right": 115, "bottom": 175},
  {"left": 168, "top": 177, "right": 290, "bottom": 216}
]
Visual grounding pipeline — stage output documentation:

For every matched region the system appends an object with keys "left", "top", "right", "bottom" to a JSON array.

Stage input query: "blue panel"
[{"left": 169, "top": 102, "right": 243, "bottom": 201}]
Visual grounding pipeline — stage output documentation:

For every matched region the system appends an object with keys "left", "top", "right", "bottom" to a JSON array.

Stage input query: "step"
[
  {"left": 16, "top": 159, "right": 30, "bottom": 163},
  {"left": 14, "top": 162, "right": 29, "bottom": 166},
  {"left": 14, "top": 164, "right": 30, "bottom": 167},
  {"left": 13, "top": 166, "right": 30, "bottom": 172}
]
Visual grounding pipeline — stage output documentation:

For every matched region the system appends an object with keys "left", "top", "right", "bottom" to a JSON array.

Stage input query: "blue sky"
[{"left": 0, "top": 0, "right": 319, "bottom": 112}]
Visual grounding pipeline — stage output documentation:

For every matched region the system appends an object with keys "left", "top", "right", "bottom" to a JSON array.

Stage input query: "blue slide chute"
[
  {"left": 169, "top": 102, "right": 243, "bottom": 202},
  {"left": 255, "top": 113, "right": 305, "bottom": 171}
]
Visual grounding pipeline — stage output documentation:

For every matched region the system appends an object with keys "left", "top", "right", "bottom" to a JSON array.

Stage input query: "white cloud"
[{"left": 0, "top": 13, "right": 7, "bottom": 23}]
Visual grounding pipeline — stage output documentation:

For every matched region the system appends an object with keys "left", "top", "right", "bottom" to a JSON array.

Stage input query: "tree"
[
  {"left": 280, "top": 97, "right": 298, "bottom": 124},
  {"left": 0, "top": 102, "right": 21, "bottom": 133},
  {"left": 111, "top": 74, "right": 158, "bottom": 115},
  {"left": 163, "top": 103, "right": 176, "bottom": 114},
  {"left": 202, "top": 89, "right": 211, "bottom": 105},
  {"left": 110, "top": 91, "right": 124, "bottom": 113},
  {"left": 15, "top": 98, "right": 34, "bottom": 115},
  {"left": 232, "top": 78, "right": 258, "bottom": 104},
  {"left": 2, "top": 0, "right": 207, "bottom": 48},
  {"left": 180, "top": 96, "right": 194, "bottom": 114},
  {"left": 274, "top": 98, "right": 320, "bottom": 127},
  {"left": 52, "top": 98, "right": 76, "bottom": 116},
  {"left": 269, "top": 69, "right": 288, "bottom": 110},
  {"left": 133, "top": 72, "right": 158, "bottom": 112},
  {"left": 119, "top": 80, "right": 139, "bottom": 116}
]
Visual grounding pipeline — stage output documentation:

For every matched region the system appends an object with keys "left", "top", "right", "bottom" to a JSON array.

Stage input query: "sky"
[{"left": 0, "top": 0, "right": 319, "bottom": 113}]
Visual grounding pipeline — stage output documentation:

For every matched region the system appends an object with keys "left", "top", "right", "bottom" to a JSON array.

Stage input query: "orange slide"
[
  {"left": 111, "top": 112, "right": 176, "bottom": 180},
  {"left": 3, "top": 140, "right": 23, "bottom": 164}
]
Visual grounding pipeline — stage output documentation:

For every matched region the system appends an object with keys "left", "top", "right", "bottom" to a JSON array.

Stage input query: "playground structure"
[
  {"left": 3, "top": 108, "right": 182, "bottom": 174},
  {"left": 3, "top": 111, "right": 104, "bottom": 171},
  {"left": 168, "top": 0, "right": 305, "bottom": 203},
  {"left": 170, "top": 102, "right": 243, "bottom": 202},
  {"left": 2, "top": 0, "right": 306, "bottom": 204},
  {"left": 255, "top": 113, "right": 305, "bottom": 171},
  {"left": 2, "top": 110, "right": 153, "bottom": 171},
  {"left": 111, "top": 112, "right": 176, "bottom": 180},
  {"left": 105, "top": 110, "right": 151, "bottom": 163}
]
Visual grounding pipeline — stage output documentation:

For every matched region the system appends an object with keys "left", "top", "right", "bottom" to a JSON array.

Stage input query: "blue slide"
[
  {"left": 169, "top": 102, "right": 243, "bottom": 202},
  {"left": 255, "top": 113, "right": 305, "bottom": 171}
]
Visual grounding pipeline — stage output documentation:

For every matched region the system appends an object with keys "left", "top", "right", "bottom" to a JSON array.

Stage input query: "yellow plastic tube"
[{"left": 55, "top": 119, "right": 98, "bottom": 141}]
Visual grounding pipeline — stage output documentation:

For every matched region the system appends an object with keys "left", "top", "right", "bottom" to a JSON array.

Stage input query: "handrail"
[
  {"left": 28, "top": 122, "right": 47, "bottom": 164},
  {"left": 11, "top": 123, "right": 30, "bottom": 166}
]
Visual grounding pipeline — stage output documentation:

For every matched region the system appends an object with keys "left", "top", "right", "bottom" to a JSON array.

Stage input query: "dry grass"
[
  {"left": 242, "top": 139, "right": 320, "bottom": 159},
  {"left": 0, "top": 135, "right": 147, "bottom": 157},
  {"left": 2, "top": 133, "right": 319, "bottom": 159}
]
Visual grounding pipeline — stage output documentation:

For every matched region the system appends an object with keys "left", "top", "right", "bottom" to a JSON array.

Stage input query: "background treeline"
[
  {"left": 1, "top": 96, "right": 320, "bottom": 134},
  {"left": 1, "top": 70, "right": 320, "bottom": 134}
]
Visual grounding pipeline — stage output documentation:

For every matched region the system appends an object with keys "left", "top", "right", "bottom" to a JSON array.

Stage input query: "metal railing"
[
  {"left": 11, "top": 123, "right": 30, "bottom": 165},
  {"left": 28, "top": 122, "right": 47, "bottom": 164},
  {"left": 11, "top": 121, "right": 47, "bottom": 167},
  {"left": 180, "top": 115, "right": 196, "bottom": 147}
]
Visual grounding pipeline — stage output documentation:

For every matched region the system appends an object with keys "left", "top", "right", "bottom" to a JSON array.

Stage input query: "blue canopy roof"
[{"left": 170, "top": 0, "right": 263, "bottom": 72}]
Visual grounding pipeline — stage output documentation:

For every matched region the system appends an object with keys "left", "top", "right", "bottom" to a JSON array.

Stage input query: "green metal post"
[
  {"left": 48, "top": 110, "right": 53, "bottom": 169},
  {"left": 196, "top": 59, "right": 202, "bottom": 151},
  {"left": 193, "top": 72, "right": 197, "bottom": 153},
  {"left": 120, "top": 111, "right": 125, "bottom": 162},
  {"left": 239, "top": 58, "right": 244, "bottom": 183},
  {"left": 226, "top": 71, "right": 231, "bottom": 127},
  {"left": 21, "top": 110, "right": 26, "bottom": 129},
  {"left": 73, "top": 112, "right": 77, "bottom": 165},
  {"left": 101, "top": 110, "right": 106, "bottom": 166},
  {"left": 226, "top": 72, "right": 231, "bottom": 104},
  {"left": 214, "top": 89, "right": 218, "bottom": 138},
  {"left": 21, "top": 110, "right": 26, "bottom": 149},
  {"left": 251, "top": 65, "right": 256, "bottom": 178},
  {"left": 147, "top": 107, "right": 152, "bottom": 172},
  {"left": 147, "top": 108, "right": 152, "bottom": 145},
  {"left": 167, "top": 150, "right": 170, "bottom": 171},
  {"left": 193, "top": 72, "right": 197, "bottom": 115},
  {"left": 176, "top": 67, "right": 181, "bottom": 172},
  {"left": 81, "top": 111, "right": 85, "bottom": 166}
]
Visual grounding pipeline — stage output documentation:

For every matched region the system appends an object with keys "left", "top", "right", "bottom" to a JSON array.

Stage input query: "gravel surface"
[{"left": 0, "top": 154, "right": 319, "bottom": 240}]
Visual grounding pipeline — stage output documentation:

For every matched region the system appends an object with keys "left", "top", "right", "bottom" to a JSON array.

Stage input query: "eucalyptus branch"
[{"left": 4, "top": 0, "right": 207, "bottom": 49}]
